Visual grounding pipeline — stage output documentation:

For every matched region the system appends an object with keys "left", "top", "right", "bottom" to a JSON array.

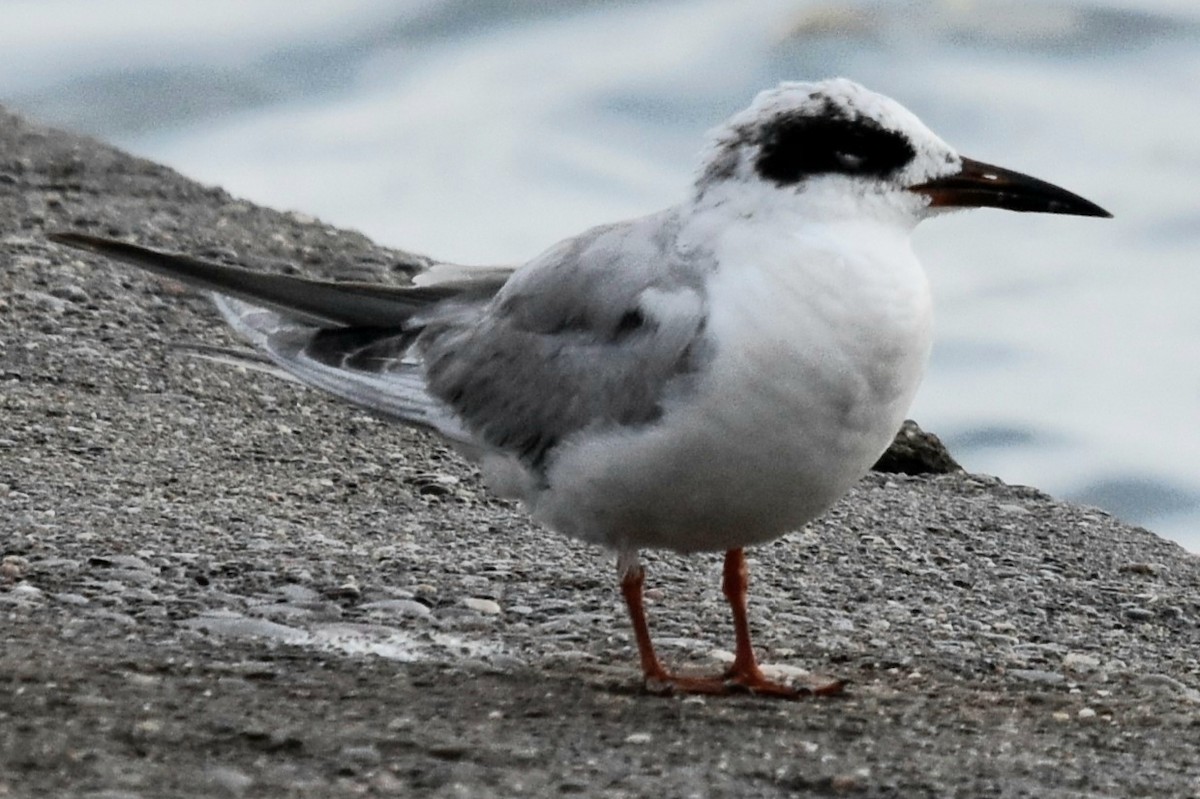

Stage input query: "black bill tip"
[{"left": 912, "top": 157, "right": 1112, "bottom": 218}]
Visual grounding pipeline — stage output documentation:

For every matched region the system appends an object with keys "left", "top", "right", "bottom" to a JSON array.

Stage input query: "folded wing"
[{"left": 50, "top": 215, "right": 712, "bottom": 476}]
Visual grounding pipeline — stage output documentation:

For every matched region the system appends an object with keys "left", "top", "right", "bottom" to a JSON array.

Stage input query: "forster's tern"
[{"left": 51, "top": 78, "right": 1110, "bottom": 698}]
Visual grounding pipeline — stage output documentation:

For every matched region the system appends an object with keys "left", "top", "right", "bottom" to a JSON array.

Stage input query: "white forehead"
[
  {"left": 734, "top": 79, "right": 928, "bottom": 135},
  {"left": 701, "top": 78, "right": 961, "bottom": 187}
]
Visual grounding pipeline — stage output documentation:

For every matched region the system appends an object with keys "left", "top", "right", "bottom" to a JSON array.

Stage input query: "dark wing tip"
[
  {"left": 48, "top": 230, "right": 107, "bottom": 246},
  {"left": 48, "top": 230, "right": 145, "bottom": 257}
]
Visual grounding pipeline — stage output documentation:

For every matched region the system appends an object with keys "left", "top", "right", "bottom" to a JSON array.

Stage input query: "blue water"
[{"left": 7, "top": 0, "right": 1199, "bottom": 549}]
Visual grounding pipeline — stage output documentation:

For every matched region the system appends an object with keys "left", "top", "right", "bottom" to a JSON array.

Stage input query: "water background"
[{"left": 5, "top": 0, "right": 1198, "bottom": 549}]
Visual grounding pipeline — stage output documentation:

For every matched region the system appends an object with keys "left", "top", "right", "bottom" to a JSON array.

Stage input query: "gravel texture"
[{"left": 3, "top": 105, "right": 1200, "bottom": 798}]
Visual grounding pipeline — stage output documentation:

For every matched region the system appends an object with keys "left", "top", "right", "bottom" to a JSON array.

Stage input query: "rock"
[{"left": 871, "top": 419, "right": 962, "bottom": 475}]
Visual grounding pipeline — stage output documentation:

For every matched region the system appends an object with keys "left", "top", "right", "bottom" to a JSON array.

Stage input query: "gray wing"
[
  {"left": 50, "top": 212, "right": 713, "bottom": 471},
  {"left": 417, "top": 208, "right": 713, "bottom": 468}
]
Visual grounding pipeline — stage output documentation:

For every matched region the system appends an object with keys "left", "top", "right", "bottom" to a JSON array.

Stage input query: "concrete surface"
[{"left": 3, "top": 106, "right": 1199, "bottom": 798}]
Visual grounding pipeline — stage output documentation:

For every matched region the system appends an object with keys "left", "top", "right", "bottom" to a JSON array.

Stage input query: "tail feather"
[
  {"left": 48, "top": 231, "right": 492, "bottom": 452},
  {"left": 49, "top": 232, "right": 446, "bottom": 328},
  {"left": 213, "top": 295, "right": 477, "bottom": 447},
  {"left": 169, "top": 341, "right": 301, "bottom": 384}
]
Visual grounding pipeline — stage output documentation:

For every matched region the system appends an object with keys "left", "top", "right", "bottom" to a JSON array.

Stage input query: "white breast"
[{"left": 534, "top": 213, "right": 933, "bottom": 554}]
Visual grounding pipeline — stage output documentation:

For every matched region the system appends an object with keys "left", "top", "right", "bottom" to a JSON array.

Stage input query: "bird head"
[{"left": 695, "top": 78, "right": 1110, "bottom": 225}]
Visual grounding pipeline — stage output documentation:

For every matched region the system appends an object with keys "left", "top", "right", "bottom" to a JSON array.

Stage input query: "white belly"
[{"left": 533, "top": 223, "right": 932, "bottom": 553}]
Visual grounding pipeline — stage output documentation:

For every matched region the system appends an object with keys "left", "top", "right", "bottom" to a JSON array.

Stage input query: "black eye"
[{"left": 755, "top": 114, "right": 916, "bottom": 186}]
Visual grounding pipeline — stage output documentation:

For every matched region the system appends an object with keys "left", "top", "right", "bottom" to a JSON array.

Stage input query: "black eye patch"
[{"left": 755, "top": 114, "right": 917, "bottom": 186}]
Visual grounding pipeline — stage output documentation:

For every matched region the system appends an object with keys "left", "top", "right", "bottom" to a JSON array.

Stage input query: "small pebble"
[
  {"left": 830, "top": 773, "right": 864, "bottom": 792},
  {"left": 624, "top": 732, "right": 652, "bottom": 745},
  {"left": 246, "top": 603, "right": 314, "bottom": 621},
  {"left": 761, "top": 663, "right": 812, "bottom": 683},
  {"left": 1141, "top": 673, "right": 1200, "bottom": 702},
  {"left": 325, "top": 580, "right": 361, "bottom": 600},
  {"left": 54, "top": 592, "right": 91, "bottom": 606},
  {"left": 286, "top": 210, "right": 319, "bottom": 226},
  {"left": 180, "top": 614, "right": 309, "bottom": 643},
  {"left": 1123, "top": 607, "right": 1155, "bottom": 622},
  {"left": 708, "top": 648, "right": 735, "bottom": 664},
  {"left": 10, "top": 583, "right": 44, "bottom": 601},
  {"left": 1, "top": 555, "right": 28, "bottom": 582},
  {"left": 133, "top": 718, "right": 163, "bottom": 735},
  {"left": 1063, "top": 652, "right": 1101, "bottom": 673},
  {"left": 50, "top": 283, "right": 90, "bottom": 303},
  {"left": 276, "top": 583, "right": 321, "bottom": 604},
  {"left": 461, "top": 597, "right": 502, "bottom": 615},
  {"left": 1119, "top": 562, "right": 1159, "bottom": 576},
  {"left": 204, "top": 765, "right": 254, "bottom": 796},
  {"left": 1008, "top": 669, "right": 1065, "bottom": 685},
  {"left": 25, "top": 290, "right": 66, "bottom": 314},
  {"left": 339, "top": 744, "right": 382, "bottom": 768},
  {"left": 90, "top": 554, "right": 151, "bottom": 570},
  {"left": 91, "top": 609, "right": 138, "bottom": 626},
  {"left": 371, "top": 771, "right": 406, "bottom": 793},
  {"left": 361, "top": 599, "right": 431, "bottom": 618}
]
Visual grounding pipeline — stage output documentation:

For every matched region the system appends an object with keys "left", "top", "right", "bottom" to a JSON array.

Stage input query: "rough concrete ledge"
[{"left": 2, "top": 106, "right": 1199, "bottom": 798}]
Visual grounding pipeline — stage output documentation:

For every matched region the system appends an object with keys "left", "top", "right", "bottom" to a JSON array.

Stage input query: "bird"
[{"left": 49, "top": 78, "right": 1110, "bottom": 699}]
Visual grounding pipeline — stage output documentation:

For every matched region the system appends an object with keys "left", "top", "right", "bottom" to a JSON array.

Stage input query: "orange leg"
[
  {"left": 719, "top": 548, "right": 844, "bottom": 697},
  {"left": 618, "top": 558, "right": 672, "bottom": 682},
  {"left": 722, "top": 547, "right": 770, "bottom": 682},
  {"left": 618, "top": 548, "right": 845, "bottom": 699}
]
